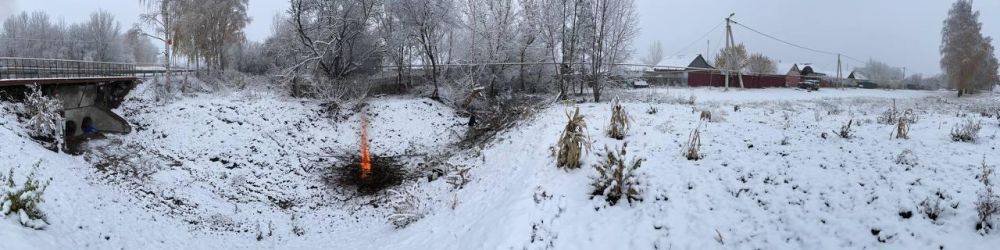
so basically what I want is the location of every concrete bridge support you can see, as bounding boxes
[46,81,136,137]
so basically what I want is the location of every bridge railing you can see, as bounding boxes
[0,57,136,80]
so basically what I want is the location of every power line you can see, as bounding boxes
[730,20,866,64]
[670,21,724,57]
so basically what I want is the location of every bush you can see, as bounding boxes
[557,107,591,169]
[1,162,50,229]
[835,119,854,139]
[606,98,630,140]
[895,150,919,170]
[386,186,426,228]
[976,159,999,233]
[951,119,981,142]
[684,125,703,161]
[591,144,644,206]
[18,85,64,151]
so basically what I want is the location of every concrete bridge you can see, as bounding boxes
[0,57,181,140]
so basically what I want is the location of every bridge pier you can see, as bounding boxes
[51,82,136,137]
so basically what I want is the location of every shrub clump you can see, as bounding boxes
[1,162,50,230]
[951,119,981,142]
[606,98,630,140]
[556,107,591,169]
[590,143,644,206]
[976,159,999,233]
[17,85,64,151]
[835,119,854,139]
[877,101,918,125]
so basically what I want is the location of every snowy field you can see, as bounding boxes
[2,84,999,249]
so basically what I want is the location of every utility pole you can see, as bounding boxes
[724,13,733,90]
[837,54,842,89]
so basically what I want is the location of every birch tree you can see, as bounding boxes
[139,0,179,94]
[941,0,991,97]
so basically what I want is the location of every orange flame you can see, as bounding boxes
[360,114,372,180]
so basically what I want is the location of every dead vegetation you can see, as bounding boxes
[556,107,591,169]
[976,159,999,233]
[326,155,408,195]
[606,98,630,140]
[950,119,981,142]
[836,119,854,139]
[683,125,703,161]
[877,100,919,125]
[460,96,547,147]
[591,143,644,206]
[387,186,426,228]
[893,118,910,139]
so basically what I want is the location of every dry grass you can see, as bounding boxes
[894,118,910,140]
[684,125,703,161]
[590,143,644,206]
[606,98,630,140]
[836,119,854,139]
[556,107,591,169]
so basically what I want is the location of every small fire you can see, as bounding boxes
[359,114,372,180]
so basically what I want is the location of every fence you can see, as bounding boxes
[0,57,138,80]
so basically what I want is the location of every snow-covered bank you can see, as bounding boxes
[2,85,999,249]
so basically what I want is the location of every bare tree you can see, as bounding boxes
[84,10,124,62]
[172,0,249,71]
[642,40,663,66]
[398,0,456,100]
[123,27,159,64]
[584,0,638,102]
[746,52,776,75]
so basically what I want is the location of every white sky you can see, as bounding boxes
[5,0,1000,75]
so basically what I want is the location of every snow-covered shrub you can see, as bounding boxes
[877,101,918,125]
[386,186,426,228]
[1,162,50,229]
[646,105,658,115]
[18,85,64,151]
[976,159,999,233]
[835,119,854,139]
[951,119,981,142]
[919,197,945,223]
[590,144,644,206]
[606,97,630,140]
[683,125,703,161]
[556,107,590,169]
[895,150,919,169]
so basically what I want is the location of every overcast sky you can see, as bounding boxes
[3,0,999,75]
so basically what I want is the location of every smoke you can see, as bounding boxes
[0,0,15,20]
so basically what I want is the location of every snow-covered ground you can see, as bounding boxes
[2,84,999,249]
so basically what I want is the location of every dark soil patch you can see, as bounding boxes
[325,155,408,195]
